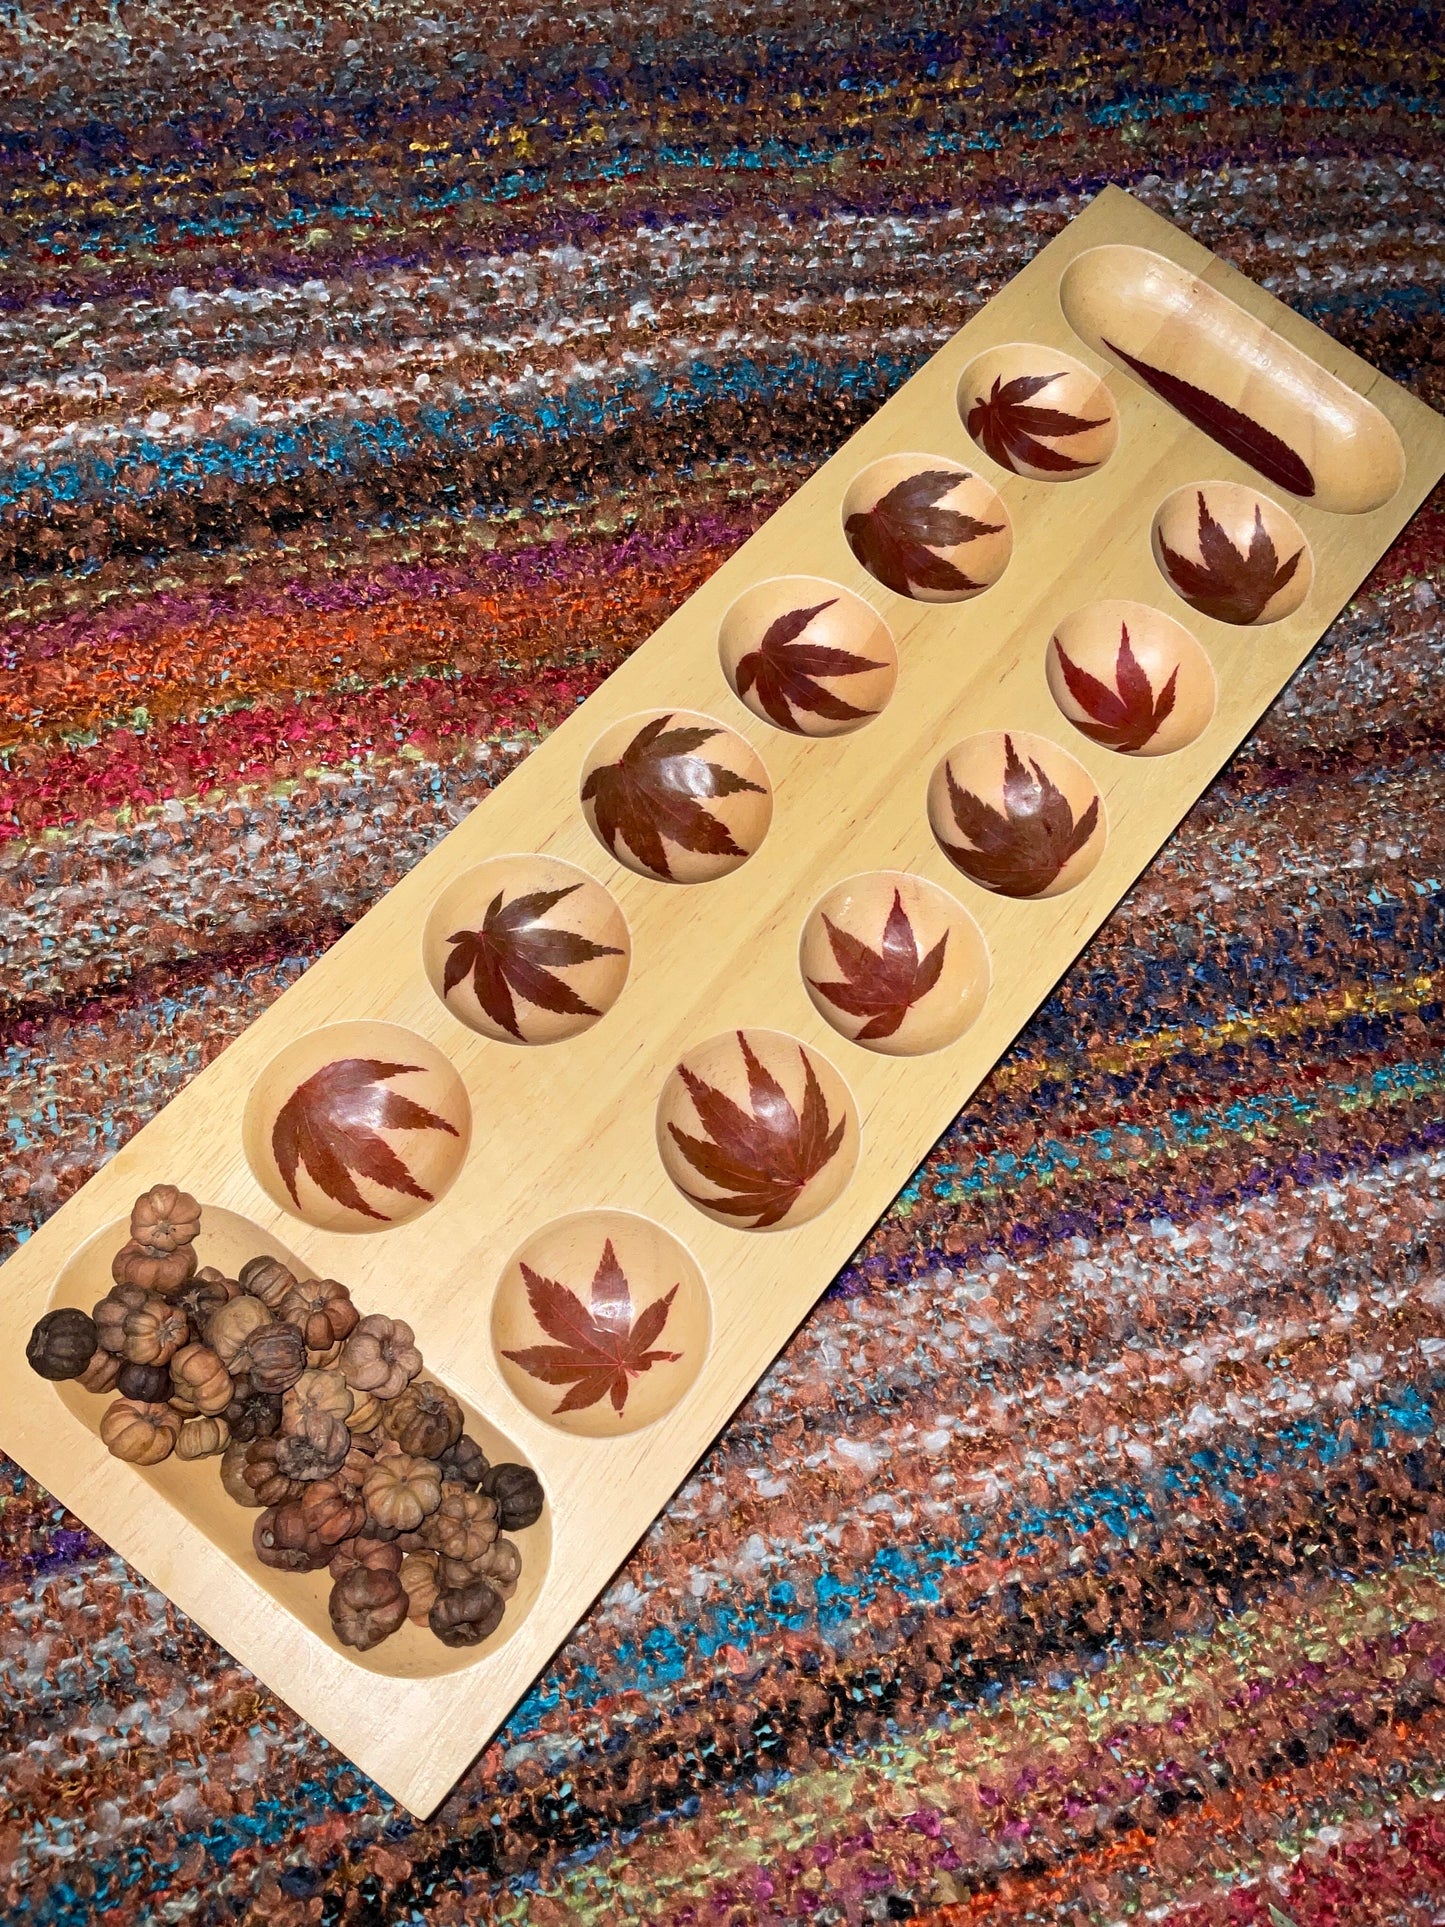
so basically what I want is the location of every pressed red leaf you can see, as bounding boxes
[581,714,765,878]
[1158,491,1303,624]
[938,735,1100,897]
[844,468,1003,598]
[271,1059,460,1222]
[735,597,886,733]
[1103,338,1315,498]
[808,890,949,1040]
[1052,622,1178,752]
[501,1240,681,1415]
[668,1032,847,1227]
[443,882,623,1038]
[966,372,1108,475]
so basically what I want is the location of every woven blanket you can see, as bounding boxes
[4,2,1445,1920]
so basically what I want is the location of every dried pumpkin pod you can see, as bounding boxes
[174,1268,236,1333]
[423,1485,498,1566]
[78,1348,121,1396]
[238,1256,298,1311]
[278,1275,359,1352]
[329,1565,408,1652]
[300,1478,367,1546]
[222,1377,282,1443]
[176,1413,230,1460]
[398,1550,441,1624]
[327,1535,402,1583]
[117,1295,188,1367]
[437,1433,490,1490]
[26,1307,98,1381]
[220,1439,263,1506]
[333,1442,375,1498]
[429,1579,504,1648]
[382,1379,462,1460]
[362,1442,442,1534]
[93,1284,158,1357]
[169,1343,233,1416]
[281,1368,353,1432]
[206,1294,272,1369]
[253,1500,329,1572]
[346,1388,385,1435]
[484,1462,546,1532]
[339,1313,422,1401]
[99,1399,181,1466]
[241,1435,305,1506]
[246,1320,307,1396]
[307,1338,346,1371]
[473,1536,522,1601]
[110,1239,197,1294]
[275,1409,350,1483]
[116,1360,172,1403]
[129,1184,201,1254]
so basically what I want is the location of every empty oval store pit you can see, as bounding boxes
[1059,244,1405,514]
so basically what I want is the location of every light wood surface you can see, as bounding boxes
[2,186,1442,1817]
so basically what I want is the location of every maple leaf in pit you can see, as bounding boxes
[735,597,887,733]
[809,889,949,1041]
[272,1059,460,1222]
[844,468,1003,598]
[966,372,1109,475]
[501,1240,681,1415]
[668,1032,847,1228]
[938,735,1100,897]
[443,883,622,1038]
[1158,491,1303,624]
[581,714,766,879]
[1052,623,1178,753]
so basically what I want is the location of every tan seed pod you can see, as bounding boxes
[99,1399,181,1466]
[423,1485,499,1566]
[346,1388,385,1434]
[220,1439,263,1506]
[175,1413,230,1460]
[206,1294,272,1369]
[77,1348,121,1396]
[474,1536,522,1601]
[282,1368,354,1432]
[398,1550,441,1624]
[362,1443,442,1534]
[129,1184,201,1254]
[110,1239,197,1294]
[241,1435,305,1506]
[169,1343,233,1415]
[339,1313,423,1401]
[116,1297,188,1367]
[279,1275,360,1352]
[238,1256,299,1311]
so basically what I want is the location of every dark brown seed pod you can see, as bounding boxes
[223,1378,283,1443]
[238,1256,298,1310]
[116,1360,172,1402]
[26,1307,98,1381]
[329,1566,409,1651]
[110,1239,197,1294]
[327,1535,403,1583]
[274,1409,350,1483]
[253,1500,329,1572]
[129,1184,201,1254]
[437,1433,490,1490]
[429,1580,504,1648]
[484,1462,545,1532]
[174,1268,236,1333]
[300,1479,367,1546]
[245,1321,307,1396]
[382,1379,463,1459]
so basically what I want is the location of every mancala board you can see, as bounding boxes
[2,185,1443,1818]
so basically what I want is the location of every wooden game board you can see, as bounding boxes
[3,186,1442,1816]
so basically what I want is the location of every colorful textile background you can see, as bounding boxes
[3,2,1445,1921]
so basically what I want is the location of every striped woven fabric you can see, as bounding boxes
[3,1,1445,1920]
